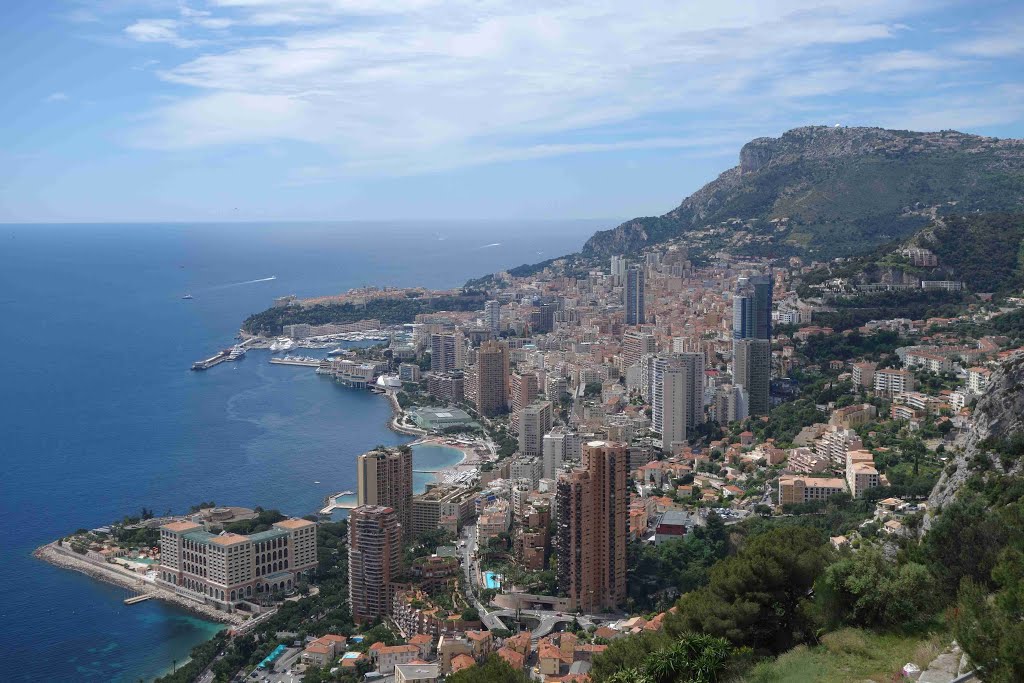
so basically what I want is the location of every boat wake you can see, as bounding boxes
[208,276,277,290]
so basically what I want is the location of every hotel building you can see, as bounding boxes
[157,518,317,610]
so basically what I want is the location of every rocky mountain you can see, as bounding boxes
[924,352,1024,531]
[582,126,1024,260]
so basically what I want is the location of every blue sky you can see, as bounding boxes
[2,0,1023,223]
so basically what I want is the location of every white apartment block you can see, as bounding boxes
[967,367,991,395]
[158,518,317,610]
[814,427,863,468]
[874,368,916,395]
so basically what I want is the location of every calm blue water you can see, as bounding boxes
[0,220,601,682]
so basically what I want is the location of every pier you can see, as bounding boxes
[191,338,257,370]
[269,357,322,367]
[320,492,359,515]
[124,593,156,605]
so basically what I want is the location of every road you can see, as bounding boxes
[457,524,617,638]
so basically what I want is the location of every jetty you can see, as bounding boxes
[269,357,322,367]
[320,493,359,515]
[124,593,156,605]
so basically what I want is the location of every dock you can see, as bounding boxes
[124,593,156,605]
[320,492,359,515]
[269,357,322,367]
[192,350,230,371]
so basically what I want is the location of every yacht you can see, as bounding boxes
[181,294,194,300]
[228,345,246,360]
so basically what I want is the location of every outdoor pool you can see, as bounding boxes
[484,571,502,589]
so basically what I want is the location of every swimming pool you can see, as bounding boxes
[483,571,501,589]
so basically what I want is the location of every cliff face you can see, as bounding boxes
[582,125,1024,259]
[924,353,1024,530]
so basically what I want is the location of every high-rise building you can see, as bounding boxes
[474,340,510,416]
[610,255,627,286]
[714,384,748,424]
[484,300,501,333]
[733,338,771,416]
[356,447,413,531]
[624,266,645,325]
[511,372,540,414]
[157,518,318,609]
[348,505,402,624]
[518,401,553,458]
[556,440,627,612]
[430,332,465,373]
[732,274,773,340]
[649,353,704,449]
[621,332,656,370]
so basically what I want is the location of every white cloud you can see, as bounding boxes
[45,92,70,102]
[125,18,202,47]
[116,0,1024,173]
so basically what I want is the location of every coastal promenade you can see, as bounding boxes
[34,542,245,626]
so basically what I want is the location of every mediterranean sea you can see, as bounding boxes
[0,220,603,682]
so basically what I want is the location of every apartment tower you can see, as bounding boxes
[556,440,627,612]
[348,505,402,624]
[474,340,510,416]
[356,447,413,531]
[624,266,645,325]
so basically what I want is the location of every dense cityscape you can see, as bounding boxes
[39,231,1024,682]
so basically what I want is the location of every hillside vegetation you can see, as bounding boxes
[582,126,1024,260]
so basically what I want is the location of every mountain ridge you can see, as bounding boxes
[580,125,1024,260]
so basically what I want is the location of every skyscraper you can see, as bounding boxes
[734,338,771,416]
[474,340,510,416]
[556,440,627,612]
[518,400,553,458]
[356,447,413,531]
[348,505,402,624]
[732,274,773,340]
[430,331,465,373]
[484,300,501,333]
[650,353,704,450]
[732,273,773,417]
[624,266,645,325]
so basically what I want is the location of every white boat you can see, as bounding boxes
[228,345,246,360]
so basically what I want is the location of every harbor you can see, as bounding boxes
[268,356,322,367]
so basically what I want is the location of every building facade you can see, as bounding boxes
[157,517,317,610]
[556,441,628,612]
[624,266,645,325]
[349,505,402,624]
[474,340,510,416]
[357,447,413,531]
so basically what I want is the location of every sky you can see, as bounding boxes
[1,0,1023,223]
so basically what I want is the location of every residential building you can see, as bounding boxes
[732,274,773,340]
[357,447,413,531]
[398,363,421,383]
[967,367,991,394]
[556,441,628,612]
[348,505,402,624]
[830,403,878,428]
[621,332,656,370]
[874,368,917,395]
[484,300,501,333]
[518,400,553,459]
[474,340,510,416]
[850,361,876,388]
[511,372,540,413]
[395,664,441,683]
[778,476,847,506]
[427,372,464,403]
[846,450,880,498]
[815,426,864,468]
[625,266,645,325]
[410,485,478,537]
[301,634,347,668]
[734,338,771,416]
[157,518,318,609]
[430,332,466,373]
[374,644,419,674]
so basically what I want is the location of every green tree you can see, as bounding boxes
[815,547,937,628]
[665,527,831,654]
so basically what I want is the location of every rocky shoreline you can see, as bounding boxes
[33,542,243,625]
